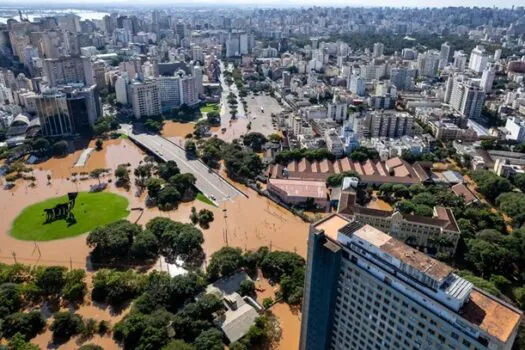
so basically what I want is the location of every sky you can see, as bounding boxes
[1,0,523,7]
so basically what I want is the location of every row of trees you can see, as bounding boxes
[87,217,205,267]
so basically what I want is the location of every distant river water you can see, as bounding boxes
[0,9,109,23]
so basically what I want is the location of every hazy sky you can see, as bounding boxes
[3,0,524,7]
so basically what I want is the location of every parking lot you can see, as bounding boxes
[244,93,284,136]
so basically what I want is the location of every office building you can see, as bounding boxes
[92,60,107,89]
[42,56,94,88]
[300,215,522,350]
[130,80,161,119]
[445,75,485,119]
[469,45,489,74]
[35,84,101,136]
[115,73,129,105]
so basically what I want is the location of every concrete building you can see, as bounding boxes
[35,85,101,136]
[92,60,107,89]
[372,42,384,58]
[481,65,496,93]
[42,56,94,88]
[445,75,485,119]
[362,110,414,138]
[325,130,345,156]
[115,73,129,105]
[390,67,415,91]
[453,51,468,72]
[505,116,525,142]
[469,45,489,74]
[439,42,451,69]
[300,216,522,350]
[348,73,365,96]
[417,50,440,78]
[130,80,161,119]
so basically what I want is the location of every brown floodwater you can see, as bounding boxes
[162,121,196,138]
[1,138,308,349]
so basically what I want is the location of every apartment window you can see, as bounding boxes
[462,340,471,347]
[451,332,459,340]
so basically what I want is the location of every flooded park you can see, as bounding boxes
[0,137,307,349]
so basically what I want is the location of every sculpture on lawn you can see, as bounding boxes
[44,192,78,223]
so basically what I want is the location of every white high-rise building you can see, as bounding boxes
[115,73,129,105]
[417,50,440,78]
[469,45,489,74]
[192,46,204,63]
[445,74,486,119]
[130,80,161,119]
[348,74,365,96]
[505,116,525,142]
[193,65,203,96]
[439,42,451,69]
[372,42,384,58]
[453,51,468,72]
[481,65,496,93]
[239,33,248,55]
[494,49,502,61]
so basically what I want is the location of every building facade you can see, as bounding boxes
[300,216,522,350]
[130,80,161,119]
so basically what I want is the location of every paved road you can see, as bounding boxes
[123,127,241,203]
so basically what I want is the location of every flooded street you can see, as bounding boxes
[1,138,307,349]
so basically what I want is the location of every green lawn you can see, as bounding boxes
[196,193,217,207]
[10,192,130,241]
[200,103,219,113]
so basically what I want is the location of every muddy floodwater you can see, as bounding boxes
[0,138,307,349]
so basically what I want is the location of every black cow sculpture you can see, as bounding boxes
[44,192,78,223]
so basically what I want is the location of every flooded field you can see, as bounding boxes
[162,121,196,138]
[1,138,308,349]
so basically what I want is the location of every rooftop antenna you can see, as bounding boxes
[18,10,23,22]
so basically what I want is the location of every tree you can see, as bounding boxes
[411,192,437,207]
[263,297,273,309]
[87,220,142,260]
[207,247,245,280]
[0,283,22,317]
[194,328,224,350]
[379,183,393,196]
[414,204,433,217]
[197,209,214,228]
[158,161,180,181]
[397,200,416,214]
[326,171,360,187]
[50,311,84,342]
[470,170,513,202]
[243,132,267,152]
[90,168,106,184]
[35,266,67,297]
[144,119,163,134]
[185,140,197,158]
[146,178,164,199]
[115,165,130,187]
[130,230,159,260]
[52,140,69,157]
[392,184,409,198]
[157,185,182,210]
[162,340,196,350]
[92,269,147,306]
[78,345,104,350]
[512,173,525,192]
[2,311,46,340]
[206,111,221,126]
[4,333,40,350]
[169,173,196,197]
[95,139,103,151]
[239,280,255,296]
[62,269,87,304]
[32,138,50,156]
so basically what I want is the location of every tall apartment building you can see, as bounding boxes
[453,51,468,72]
[43,56,94,88]
[130,80,161,119]
[362,110,414,138]
[481,65,496,93]
[372,42,384,58]
[417,50,440,78]
[348,73,365,96]
[115,73,129,105]
[439,42,451,69]
[505,116,525,142]
[300,215,522,350]
[390,67,415,91]
[92,60,107,89]
[469,45,489,74]
[445,75,485,119]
